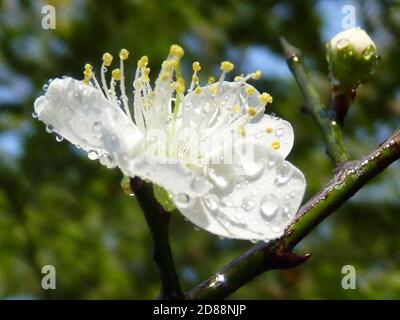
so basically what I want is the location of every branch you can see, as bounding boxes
[186,129,400,299]
[280,38,349,165]
[130,177,184,300]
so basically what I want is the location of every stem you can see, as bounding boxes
[280,38,349,165]
[187,129,400,300]
[331,86,356,127]
[130,177,184,300]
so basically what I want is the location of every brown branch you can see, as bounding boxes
[130,177,184,300]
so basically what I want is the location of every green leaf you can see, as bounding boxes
[153,184,176,212]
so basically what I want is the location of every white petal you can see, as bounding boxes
[34,77,212,198]
[34,77,142,157]
[174,143,306,241]
[178,81,293,159]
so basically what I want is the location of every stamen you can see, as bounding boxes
[119,49,132,119]
[188,61,201,93]
[208,76,216,84]
[169,44,185,59]
[252,70,262,80]
[259,92,273,104]
[247,107,257,116]
[245,87,256,95]
[102,52,113,67]
[83,63,93,84]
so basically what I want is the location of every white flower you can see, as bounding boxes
[34,45,306,242]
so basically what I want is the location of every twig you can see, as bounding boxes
[130,177,184,300]
[280,37,350,165]
[186,129,400,299]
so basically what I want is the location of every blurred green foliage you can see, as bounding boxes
[0,0,399,299]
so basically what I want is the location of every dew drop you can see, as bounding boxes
[275,127,284,137]
[260,196,278,221]
[32,111,39,118]
[207,168,230,191]
[243,160,264,180]
[88,150,99,160]
[42,84,48,91]
[274,163,292,186]
[46,124,54,133]
[92,121,102,134]
[175,193,191,207]
[55,134,64,142]
[255,132,263,138]
[242,197,255,211]
[203,194,219,212]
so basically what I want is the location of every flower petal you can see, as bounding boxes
[174,143,306,241]
[178,81,293,159]
[34,77,212,198]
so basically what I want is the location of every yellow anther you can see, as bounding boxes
[245,87,256,95]
[259,92,273,104]
[192,61,201,72]
[208,76,216,84]
[192,75,199,83]
[233,104,241,113]
[234,76,244,82]
[143,67,151,81]
[238,125,246,136]
[119,48,129,60]
[170,44,185,58]
[83,63,93,84]
[102,52,113,67]
[266,127,273,134]
[112,68,121,81]
[164,60,178,70]
[138,55,149,68]
[252,70,262,80]
[209,86,219,95]
[161,72,170,81]
[194,87,203,94]
[247,107,257,116]
[220,61,234,73]
[271,140,281,150]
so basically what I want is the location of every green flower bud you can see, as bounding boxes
[326,27,380,89]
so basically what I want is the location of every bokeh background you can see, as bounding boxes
[0,0,399,299]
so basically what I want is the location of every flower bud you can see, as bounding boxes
[326,28,380,89]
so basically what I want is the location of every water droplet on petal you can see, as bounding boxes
[243,160,264,180]
[92,122,102,134]
[207,168,231,192]
[32,111,39,118]
[203,194,219,212]
[46,124,54,133]
[88,150,99,160]
[175,193,192,207]
[241,197,255,211]
[260,195,278,221]
[42,84,48,91]
[55,134,64,142]
[274,163,293,186]
[275,127,284,137]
